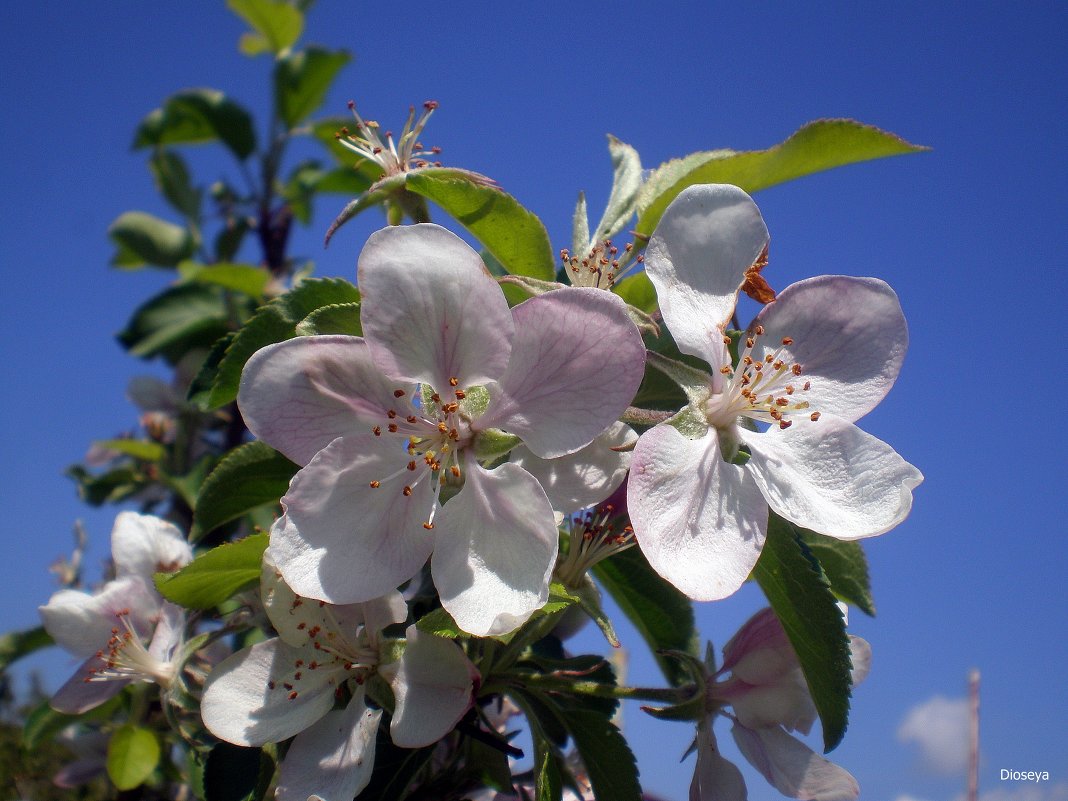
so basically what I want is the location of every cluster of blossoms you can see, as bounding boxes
[39,182,919,800]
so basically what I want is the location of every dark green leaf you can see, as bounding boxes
[357,733,435,801]
[107,725,160,791]
[117,283,231,364]
[228,0,303,56]
[66,464,149,506]
[405,168,555,280]
[294,302,362,336]
[188,332,235,408]
[191,442,297,542]
[155,533,269,609]
[215,218,252,262]
[753,514,853,752]
[0,626,53,672]
[23,695,123,749]
[798,528,875,616]
[533,730,564,801]
[465,736,514,793]
[274,47,351,128]
[150,150,202,219]
[561,709,641,801]
[206,277,360,409]
[109,211,196,268]
[593,545,698,686]
[204,742,274,801]
[635,119,929,236]
[134,89,257,160]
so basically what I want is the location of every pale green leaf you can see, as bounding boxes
[93,438,166,462]
[591,134,642,245]
[228,0,304,55]
[571,191,589,256]
[178,261,271,298]
[107,725,161,791]
[108,211,196,268]
[155,533,269,609]
[274,47,351,128]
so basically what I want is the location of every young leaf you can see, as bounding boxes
[191,441,297,542]
[294,302,362,336]
[0,626,53,672]
[117,283,231,364]
[92,438,166,462]
[108,211,196,268]
[206,277,361,408]
[107,725,161,791]
[592,545,699,686]
[274,47,351,128]
[571,191,590,256]
[404,168,555,281]
[179,261,271,298]
[133,89,257,160]
[228,0,304,56]
[635,119,929,236]
[589,135,642,246]
[150,150,202,220]
[798,528,876,616]
[414,607,465,639]
[753,514,853,752]
[155,533,269,609]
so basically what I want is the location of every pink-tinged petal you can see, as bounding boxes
[748,276,907,423]
[741,416,922,540]
[147,602,184,663]
[384,625,477,747]
[732,724,859,800]
[432,460,558,636]
[646,184,769,372]
[720,608,794,678]
[726,677,818,736]
[358,223,514,390]
[111,512,192,579]
[849,637,872,686]
[511,422,636,513]
[479,288,646,458]
[629,425,767,601]
[277,691,381,801]
[51,655,130,714]
[39,577,159,658]
[690,720,748,801]
[201,639,343,746]
[272,435,436,604]
[239,336,414,466]
[359,591,408,644]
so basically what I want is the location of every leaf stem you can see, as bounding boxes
[513,673,695,704]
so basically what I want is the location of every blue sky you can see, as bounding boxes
[2,2,1067,800]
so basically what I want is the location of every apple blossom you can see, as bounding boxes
[629,183,922,601]
[239,223,645,635]
[38,512,191,713]
[201,554,478,801]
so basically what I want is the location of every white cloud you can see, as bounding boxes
[897,695,971,775]
[973,783,1068,801]
[895,795,935,801]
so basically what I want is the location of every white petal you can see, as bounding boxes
[848,636,872,687]
[432,460,558,636]
[147,602,185,663]
[747,276,908,423]
[479,287,646,458]
[732,724,859,800]
[273,435,436,604]
[730,677,818,736]
[629,425,767,601]
[385,625,477,747]
[511,422,636,513]
[359,592,409,644]
[742,416,922,540]
[200,639,343,746]
[277,691,381,801]
[111,512,192,579]
[50,655,130,714]
[358,223,514,390]
[646,184,769,370]
[239,335,415,466]
[690,720,748,801]
[39,577,159,658]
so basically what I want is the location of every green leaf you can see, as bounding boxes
[205,277,360,408]
[274,47,351,128]
[405,168,555,280]
[310,118,388,180]
[23,695,123,749]
[150,150,202,219]
[107,725,161,791]
[294,302,362,336]
[191,442,297,542]
[753,514,853,752]
[357,735,435,801]
[179,261,270,298]
[561,709,641,801]
[92,438,166,462]
[228,0,304,56]
[798,528,875,616]
[415,607,465,639]
[203,742,274,801]
[0,626,53,672]
[590,134,642,246]
[134,89,257,160]
[635,119,929,236]
[65,465,148,506]
[108,211,196,268]
[215,218,252,262]
[315,166,377,195]
[117,283,231,364]
[593,545,699,686]
[188,332,235,408]
[155,533,269,609]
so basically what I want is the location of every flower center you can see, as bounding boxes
[366,380,474,530]
[554,504,635,587]
[335,100,442,176]
[559,239,643,289]
[86,609,175,688]
[704,325,821,436]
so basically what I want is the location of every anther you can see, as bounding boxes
[449,377,459,387]
[754,325,765,336]
[423,522,435,530]
[407,460,417,471]
[722,336,732,345]
[403,486,413,497]
[406,415,417,424]
[810,412,821,422]
[746,337,755,348]
[393,389,406,398]
[781,336,794,345]
[792,364,803,376]
[388,423,398,433]
[369,481,381,488]
[387,410,397,419]
[372,426,382,436]
[455,389,466,400]
[778,420,793,430]
[720,366,732,375]
[450,465,461,478]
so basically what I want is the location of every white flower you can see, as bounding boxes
[629,184,922,601]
